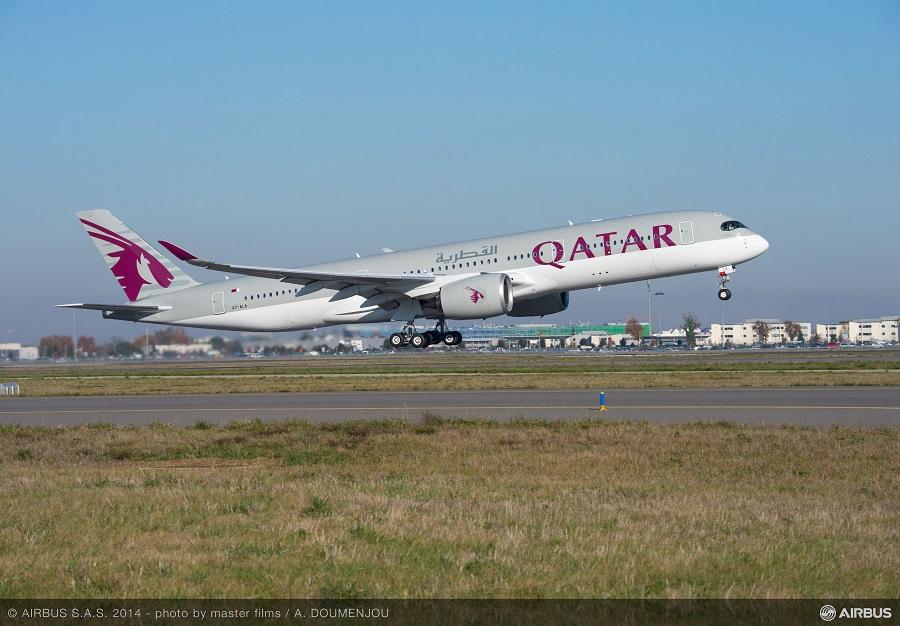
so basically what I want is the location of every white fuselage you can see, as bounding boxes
[134,210,768,332]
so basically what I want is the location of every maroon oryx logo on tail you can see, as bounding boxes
[81,218,174,301]
[466,287,486,303]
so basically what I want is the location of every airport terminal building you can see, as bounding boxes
[708,320,814,347]
[710,317,898,346]
[0,343,38,361]
[816,317,899,344]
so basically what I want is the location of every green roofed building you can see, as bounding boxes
[460,323,651,349]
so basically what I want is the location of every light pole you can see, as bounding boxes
[653,291,665,334]
[72,311,77,363]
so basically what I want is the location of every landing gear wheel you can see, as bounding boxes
[716,265,735,302]
[443,331,463,346]
[423,330,441,344]
[410,333,429,348]
[389,333,407,348]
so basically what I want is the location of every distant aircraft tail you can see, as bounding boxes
[77,209,200,301]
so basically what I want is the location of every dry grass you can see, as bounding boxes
[7,371,900,397]
[3,352,897,396]
[1,419,896,598]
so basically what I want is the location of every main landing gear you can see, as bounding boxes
[717,265,735,301]
[389,319,463,349]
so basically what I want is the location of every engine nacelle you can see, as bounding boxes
[507,292,570,317]
[439,273,513,319]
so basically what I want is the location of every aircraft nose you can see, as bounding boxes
[757,235,770,253]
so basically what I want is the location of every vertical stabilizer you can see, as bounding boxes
[77,209,200,301]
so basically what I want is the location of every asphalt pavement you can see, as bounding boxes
[1,387,898,427]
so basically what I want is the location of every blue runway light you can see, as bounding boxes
[598,391,607,412]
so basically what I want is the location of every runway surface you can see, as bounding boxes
[1,387,898,427]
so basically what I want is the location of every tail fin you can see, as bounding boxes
[77,209,200,301]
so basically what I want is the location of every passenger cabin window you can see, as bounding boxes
[720,220,748,231]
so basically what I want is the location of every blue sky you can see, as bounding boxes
[1,1,898,343]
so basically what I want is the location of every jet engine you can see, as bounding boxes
[438,273,513,319]
[508,292,569,317]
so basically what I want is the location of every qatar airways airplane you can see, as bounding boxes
[59,209,768,348]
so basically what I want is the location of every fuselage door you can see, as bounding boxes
[212,291,225,315]
[678,221,695,245]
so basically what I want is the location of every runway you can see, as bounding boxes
[0,387,898,427]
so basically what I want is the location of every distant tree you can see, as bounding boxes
[809,333,821,346]
[153,327,190,345]
[39,335,73,359]
[518,339,528,349]
[111,339,135,357]
[784,321,795,341]
[796,327,805,344]
[209,336,227,352]
[752,320,770,345]
[497,339,508,349]
[579,337,592,347]
[784,321,802,343]
[131,336,151,354]
[682,313,700,348]
[335,342,352,354]
[227,340,244,355]
[606,337,615,349]
[76,335,96,358]
[625,317,644,344]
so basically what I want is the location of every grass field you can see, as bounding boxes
[1,418,896,598]
[3,351,899,396]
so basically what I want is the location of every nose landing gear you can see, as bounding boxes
[717,265,735,301]
[388,319,463,349]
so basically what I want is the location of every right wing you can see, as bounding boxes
[157,240,436,289]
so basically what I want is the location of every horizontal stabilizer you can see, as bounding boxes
[55,303,172,313]
[157,240,436,288]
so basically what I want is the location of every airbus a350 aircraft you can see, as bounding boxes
[59,210,768,348]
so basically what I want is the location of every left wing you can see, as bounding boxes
[55,303,172,313]
[157,240,436,289]
[55,303,172,320]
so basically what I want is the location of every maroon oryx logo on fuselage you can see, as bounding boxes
[81,218,174,301]
[466,287,486,303]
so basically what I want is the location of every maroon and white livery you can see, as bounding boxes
[59,209,768,348]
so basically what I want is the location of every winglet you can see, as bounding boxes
[157,240,198,262]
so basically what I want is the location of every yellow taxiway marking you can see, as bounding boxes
[0,405,897,414]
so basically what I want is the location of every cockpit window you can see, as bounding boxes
[720,220,747,231]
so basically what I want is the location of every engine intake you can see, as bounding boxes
[508,292,570,317]
[439,273,513,319]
